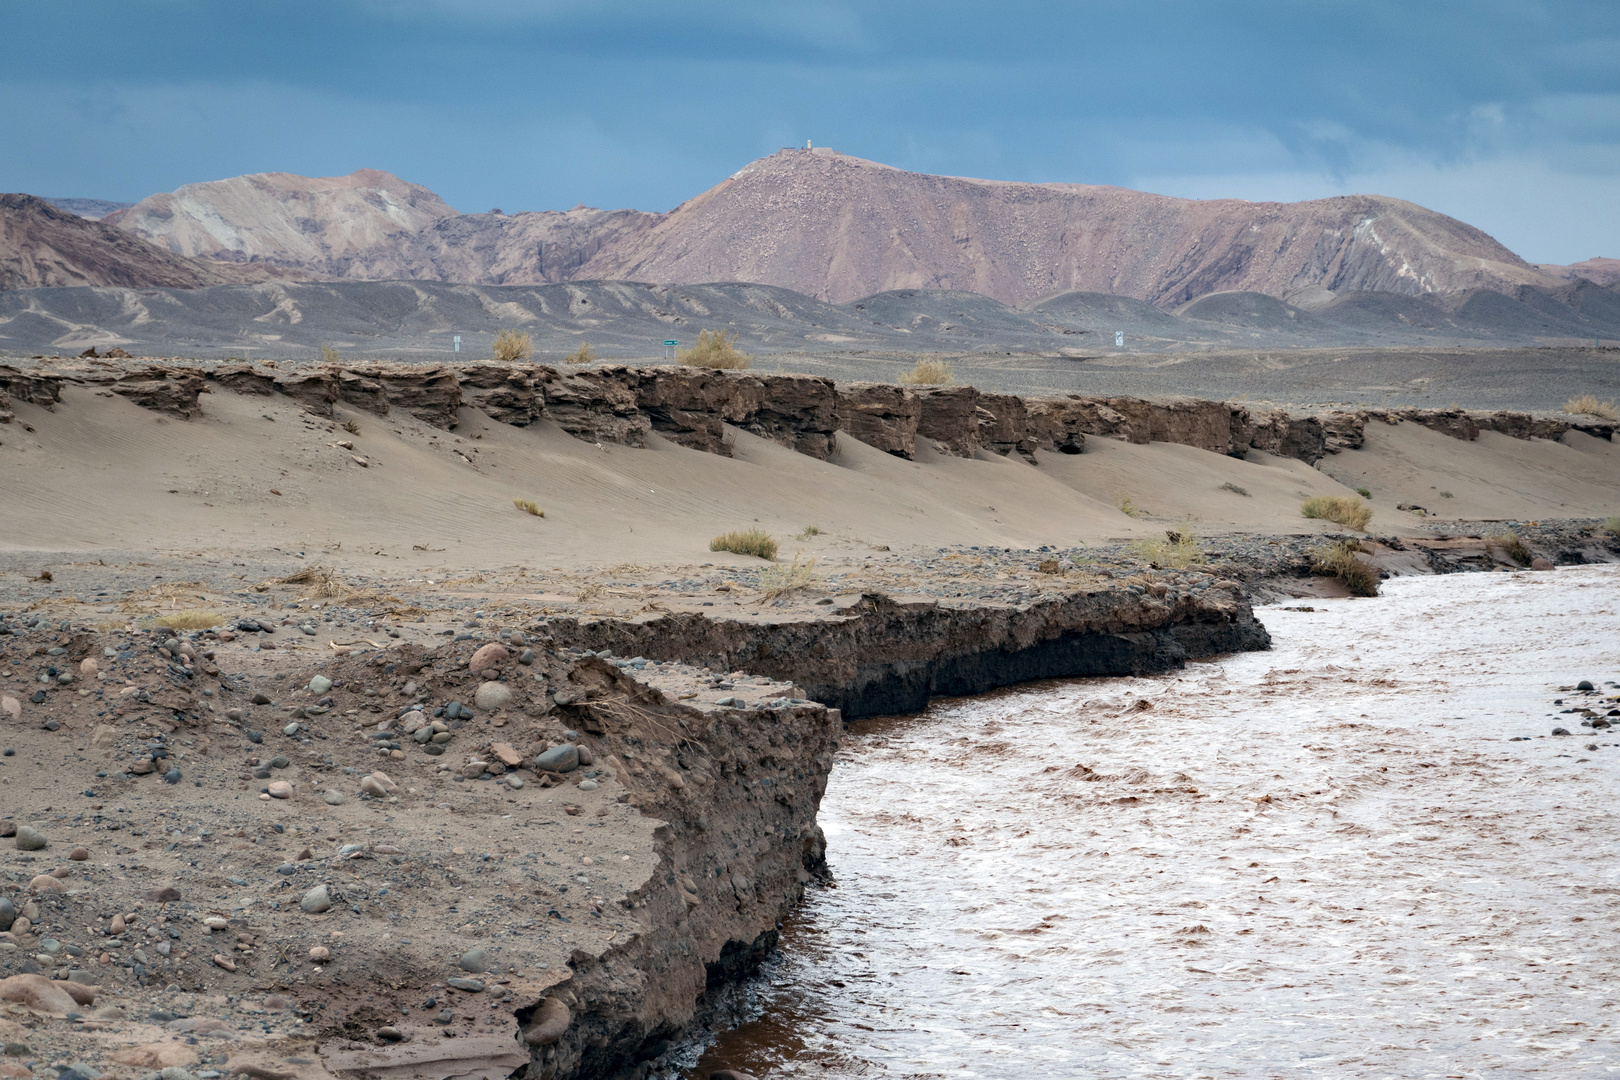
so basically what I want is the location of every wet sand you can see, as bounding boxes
[690,566,1620,1078]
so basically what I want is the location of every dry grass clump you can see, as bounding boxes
[758,554,818,599]
[565,341,596,365]
[146,609,223,630]
[320,344,342,363]
[1301,494,1373,530]
[1310,540,1381,596]
[1605,515,1620,536]
[1564,394,1619,420]
[710,528,778,560]
[795,525,822,540]
[679,329,752,370]
[513,498,545,517]
[342,419,362,436]
[1128,526,1204,569]
[1487,530,1532,566]
[492,328,534,362]
[898,359,955,385]
[1116,495,1143,518]
[1219,482,1250,497]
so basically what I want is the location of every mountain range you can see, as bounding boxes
[33,151,1601,310]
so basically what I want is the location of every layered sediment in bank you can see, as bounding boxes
[2,358,1612,465]
[548,583,1269,718]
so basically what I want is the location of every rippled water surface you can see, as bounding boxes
[687,566,1620,1079]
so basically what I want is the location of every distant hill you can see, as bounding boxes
[1539,257,1620,287]
[3,277,1616,360]
[576,151,1565,306]
[106,168,456,274]
[88,154,1577,314]
[43,197,136,220]
[0,193,230,290]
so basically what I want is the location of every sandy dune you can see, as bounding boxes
[2,385,1616,577]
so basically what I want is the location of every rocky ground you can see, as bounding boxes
[1,516,1616,1080]
[0,584,842,1080]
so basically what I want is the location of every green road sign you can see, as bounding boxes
[664,340,679,347]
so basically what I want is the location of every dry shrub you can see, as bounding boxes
[565,341,596,365]
[1301,494,1373,530]
[343,419,361,436]
[492,329,533,362]
[1487,530,1532,566]
[795,525,822,540]
[1128,526,1203,569]
[1310,540,1380,596]
[1116,495,1143,518]
[320,344,342,363]
[758,554,817,599]
[679,329,752,370]
[1564,394,1619,420]
[898,359,955,385]
[1606,515,1620,537]
[1220,482,1250,497]
[513,498,544,517]
[710,528,778,560]
[146,609,223,630]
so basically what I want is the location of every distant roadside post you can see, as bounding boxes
[664,339,678,362]
[1115,330,1124,348]
[453,334,461,354]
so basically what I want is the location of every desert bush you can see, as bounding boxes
[679,329,752,370]
[1301,494,1373,530]
[1564,394,1619,420]
[796,525,822,540]
[1220,482,1250,497]
[1310,540,1381,596]
[898,359,955,385]
[342,419,361,436]
[320,344,342,363]
[1356,486,1372,499]
[1605,515,1620,536]
[492,329,534,362]
[759,554,817,599]
[1128,526,1203,569]
[513,498,544,517]
[146,609,223,630]
[565,341,596,365]
[1487,530,1532,566]
[1116,495,1143,518]
[710,528,778,560]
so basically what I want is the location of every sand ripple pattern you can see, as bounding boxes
[691,565,1620,1079]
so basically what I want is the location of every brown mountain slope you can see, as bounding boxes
[332,205,660,284]
[1538,257,1620,287]
[0,193,230,290]
[106,168,456,273]
[578,150,1563,306]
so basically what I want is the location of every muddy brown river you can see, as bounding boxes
[682,565,1620,1079]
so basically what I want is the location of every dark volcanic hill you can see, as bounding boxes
[0,193,231,290]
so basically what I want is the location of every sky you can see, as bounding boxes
[3,1,1617,265]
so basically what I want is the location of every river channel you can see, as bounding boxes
[684,565,1620,1079]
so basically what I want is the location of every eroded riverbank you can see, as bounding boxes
[688,565,1620,1079]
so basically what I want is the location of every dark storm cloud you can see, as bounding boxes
[2,1,1617,261]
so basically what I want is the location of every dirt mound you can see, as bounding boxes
[0,193,231,290]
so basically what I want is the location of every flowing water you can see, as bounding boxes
[686,565,1620,1079]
